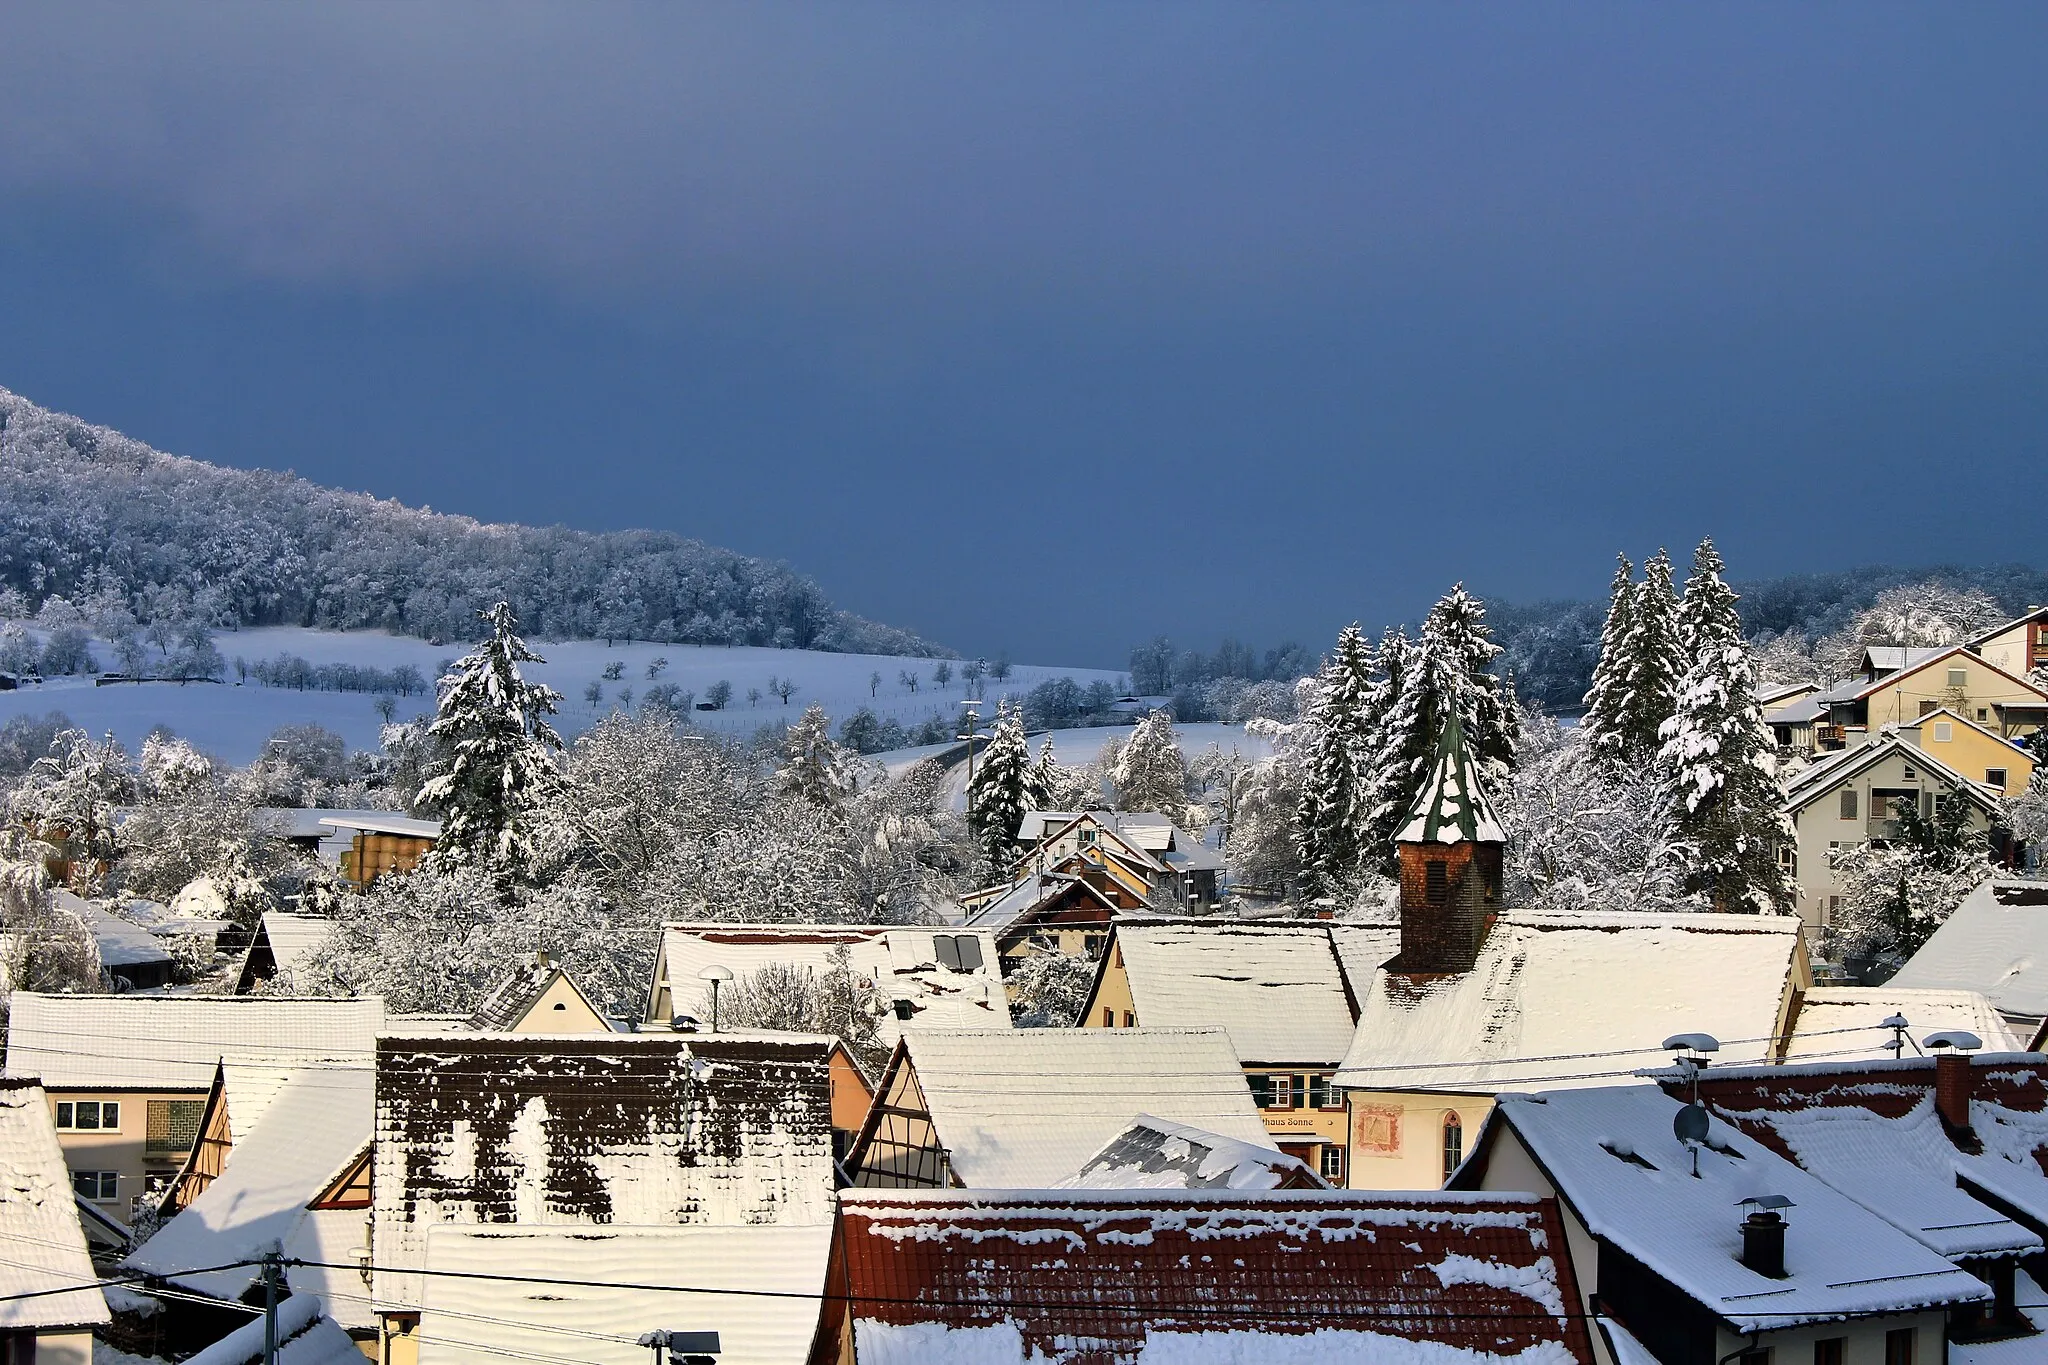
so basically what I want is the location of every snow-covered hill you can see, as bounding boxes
[0,625,1124,762]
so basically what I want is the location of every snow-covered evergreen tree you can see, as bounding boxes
[416,602,564,879]
[1360,627,1429,858]
[1112,709,1189,815]
[1292,626,1377,890]
[1580,554,1636,763]
[967,700,1031,874]
[1426,585,1516,779]
[1657,540,1793,913]
[1025,737,1084,810]
[777,703,861,809]
[1611,549,1685,763]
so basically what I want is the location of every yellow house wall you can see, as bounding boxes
[1342,1089,1494,1191]
[508,975,608,1033]
[1787,748,1996,933]
[44,1088,204,1220]
[1903,717,2034,796]
[28,1330,96,1365]
[1862,654,2044,734]
[1973,623,2037,678]
[1080,948,1137,1029]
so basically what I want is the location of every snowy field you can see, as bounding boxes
[875,723,1276,813]
[0,624,1124,763]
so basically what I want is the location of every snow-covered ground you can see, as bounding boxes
[873,722,1275,814]
[0,624,1124,763]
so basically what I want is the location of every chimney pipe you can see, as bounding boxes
[1740,1211,1787,1279]
[1935,1051,1974,1135]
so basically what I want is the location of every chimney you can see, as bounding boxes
[1393,711,1504,974]
[1935,1051,1974,1134]
[1740,1210,1788,1279]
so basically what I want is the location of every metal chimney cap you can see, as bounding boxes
[1924,1031,1983,1052]
[667,1013,702,1033]
[1736,1194,1795,1211]
[1663,1033,1721,1053]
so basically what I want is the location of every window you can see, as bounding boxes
[71,1170,117,1200]
[1250,1074,1293,1109]
[1122,1010,1135,1028]
[1309,1074,1338,1110]
[54,1101,117,1131]
[1933,722,1953,742]
[145,1099,204,1156]
[1839,790,1858,820]
[1077,828,1096,846]
[1813,1340,1845,1365]
[1424,860,1449,905]
[1918,700,1938,718]
[1777,845,1796,875]
[1884,1327,1915,1365]
[1987,768,2008,793]
[1441,1112,1464,1182]
[1948,666,1968,689]
[1902,764,1917,780]
[1977,708,1989,723]
[1319,1145,1345,1184]
[1102,1007,1115,1028]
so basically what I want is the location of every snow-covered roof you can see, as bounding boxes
[372,1033,836,1309]
[1766,694,1826,726]
[53,890,172,970]
[832,1188,1595,1364]
[1967,607,2048,650]
[1786,987,2022,1062]
[1756,681,1822,707]
[252,911,335,981]
[1056,1115,1323,1190]
[1849,646,2048,703]
[896,1028,1272,1188]
[1336,911,1804,1093]
[416,1223,833,1365]
[3,992,385,1092]
[654,922,1009,1038]
[0,1079,111,1331]
[1110,919,1360,1065]
[125,1066,374,1313]
[1889,881,2048,1020]
[1484,1085,1990,1331]
[182,1293,360,1365]
[316,812,441,839]
[1780,734,2002,816]
[467,954,603,1031]
[1860,645,1947,677]
[963,873,1117,936]
[1715,1092,2040,1261]
[1397,711,1505,845]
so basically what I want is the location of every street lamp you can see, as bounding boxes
[696,964,734,1032]
[957,700,983,821]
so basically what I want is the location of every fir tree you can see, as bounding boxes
[1292,625,1377,890]
[1580,553,1636,763]
[1425,584,1516,779]
[1360,627,1431,858]
[1025,737,1077,810]
[416,602,564,879]
[1657,541,1792,912]
[777,703,860,809]
[1615,549,1685,763]
[967,700,1031,875]
[1112,709,1190,815]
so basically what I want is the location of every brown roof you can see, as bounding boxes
[819,1189,1595,1363]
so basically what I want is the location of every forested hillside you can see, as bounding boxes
[0,387,943,655]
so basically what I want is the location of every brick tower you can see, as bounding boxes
[1391,709,1505,975]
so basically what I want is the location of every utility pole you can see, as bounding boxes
[958,700,982,823]
[261,1249,282,1365]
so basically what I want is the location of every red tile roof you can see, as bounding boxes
[820,1189,1595,1364]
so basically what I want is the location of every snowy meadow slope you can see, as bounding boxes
[0,624,1124,763]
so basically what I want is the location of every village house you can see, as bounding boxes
[1778,734,2008,936]
[1816,645,2048,751]
[52,889,175,991]
[1079,916,1396,1185]
[1897,707,2037,797]
[1331,712,1809,1190]
[0,1078,111,1365]
[963,871,1129,966]
[1453,1083,1996,1365]
[841,1027,1273,1189]
[1782,986,2022,1060]
[1678,1047,2048,1346]
[1890,880,2048,1038]
[370,1029,837,1365]
[645,922,1008,1040]
[232,909,334,993]
[1,992,384,1226]
[812,1189,1595,1364]
[984,809,1225,911]
[1967,606,2048,683]
[465,951,611,1032]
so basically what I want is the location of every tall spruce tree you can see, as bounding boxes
[1361,627,1432,858]
[1581,554,1636,763]
[416,602,564,878]
[1658,539,1793,912]
[967,700,1031,875]
[1292,625,1378,890]
[1425,585,1516,779]
[1615,549,1685,762]
[777,703,860,809]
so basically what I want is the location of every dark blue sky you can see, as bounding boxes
[1,4,2043,665]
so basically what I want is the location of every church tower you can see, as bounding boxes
[1391,708,1505,975]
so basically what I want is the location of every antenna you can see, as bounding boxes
[1883,1013,1909,1059]
[1663,1033,1719,1107]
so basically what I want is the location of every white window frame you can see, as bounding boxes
[1933,722,1953,742]
[54,1101,118,1132]
[1319,1145,1345,1184]
[1987,768,2008,792]
[71,1170,118,1200]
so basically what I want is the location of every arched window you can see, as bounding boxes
[1441,1111,1464,1183]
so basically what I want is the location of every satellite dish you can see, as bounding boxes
[1673,1103,1711,1145]
[1663,1033,1721,1054]
[1924,1031,1983,1052]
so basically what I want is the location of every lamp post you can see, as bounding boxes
[957,700,983,822]
[696,964,734,1032]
